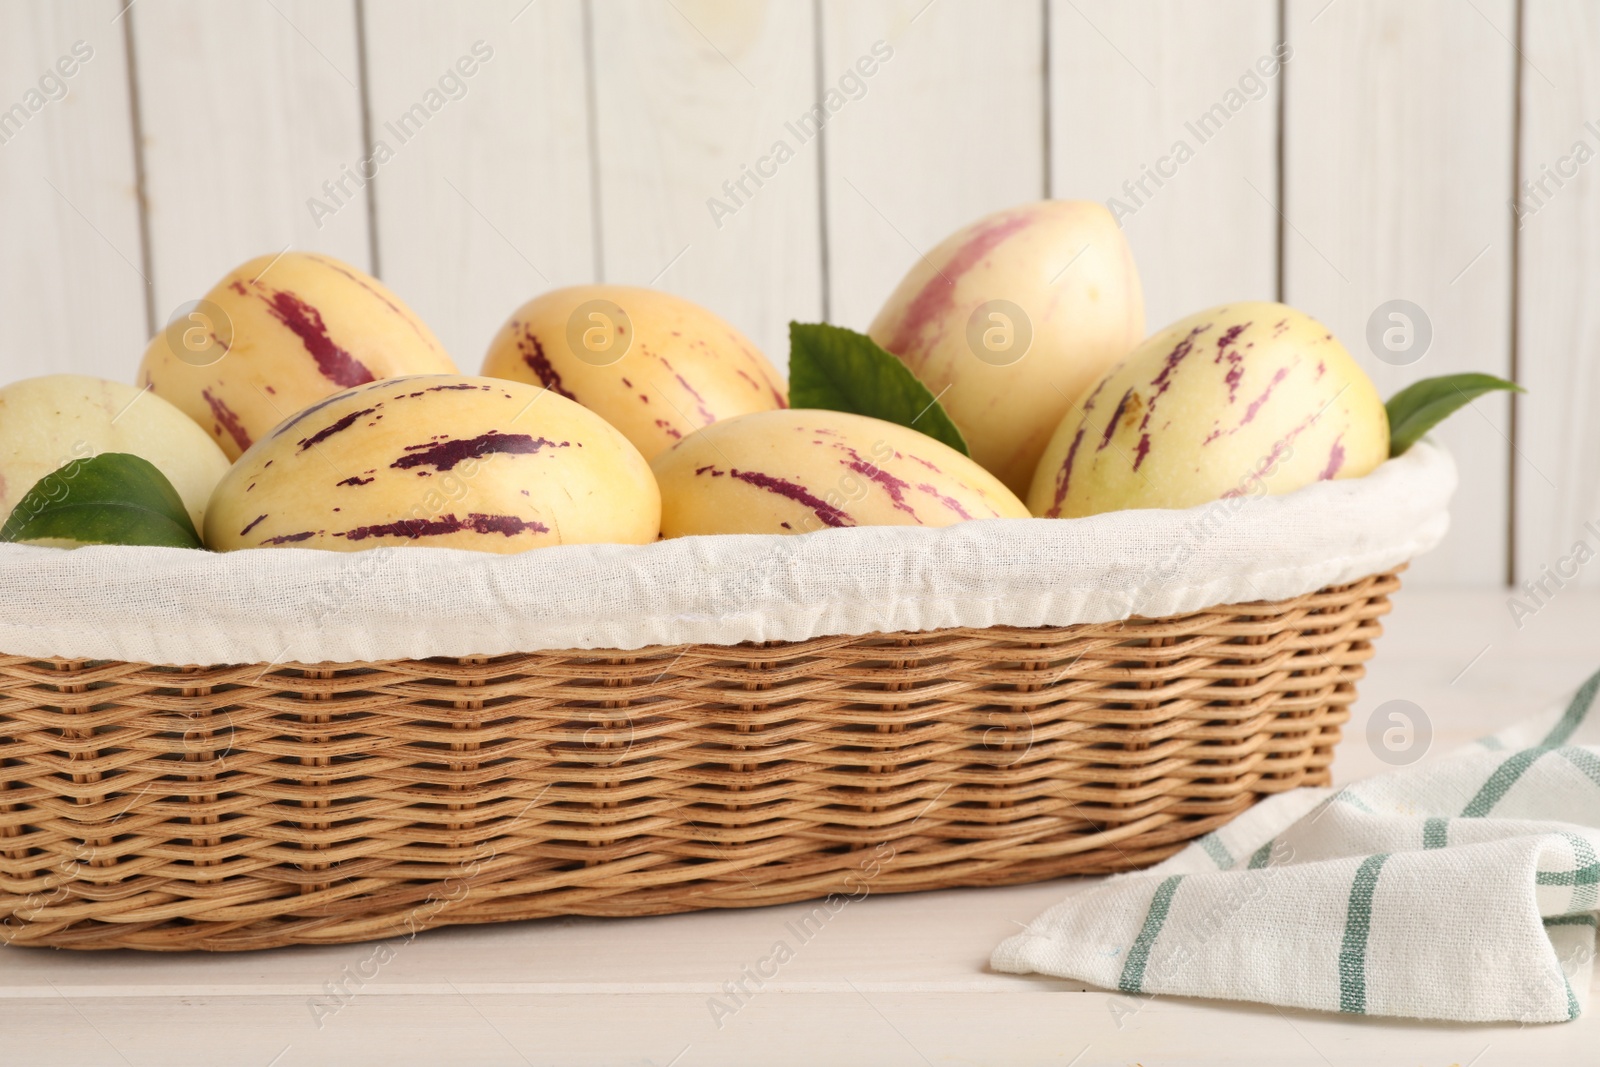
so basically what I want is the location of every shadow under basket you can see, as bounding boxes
[0,569,1400,951]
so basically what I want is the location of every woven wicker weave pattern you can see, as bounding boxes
[0,570,1398,951]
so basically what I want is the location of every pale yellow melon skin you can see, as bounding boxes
[651,408,1029,538]
[480,285,787,461]
[138,252,457,460]
[867,200,1144,496]
[1027,301,1390,518]
[205,374,660,553]
[0,374,230,530]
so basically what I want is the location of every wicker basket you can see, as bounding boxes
[0,569,1398,951]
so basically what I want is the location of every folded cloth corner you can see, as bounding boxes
[992,668,1600,1024]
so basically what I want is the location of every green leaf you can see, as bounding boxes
[788,321,969,455]
[0,452,204,549]
[1385,373,1525,456]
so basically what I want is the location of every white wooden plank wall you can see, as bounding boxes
[0,0,1589,590]
[0,0,147,377]
[1517,0,1600,588]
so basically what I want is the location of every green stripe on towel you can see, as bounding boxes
[1556,746,1600,791]
[1462,748,1552,817]
[1336,790,1376,814]
[1338,854,1391,1014]
[1543,914,1600,928]
[1544,667,1600,746]
[1543,834,1600,911]
[1534,865,1600,886]
[1200,835,1234,870]
[1118,875,1185,994]
[1247,841,1276,869]
[1423,818,1448,849]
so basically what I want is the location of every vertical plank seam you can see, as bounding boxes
[1274,0,1288,304]
[1040,0,1052,199]
[1506,0,1526,587]
[582,0,606,283]
[353,0,381,278]
[812,0,832,323]
[120,2,156,340]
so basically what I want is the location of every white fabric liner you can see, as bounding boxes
[0,442,1455,668]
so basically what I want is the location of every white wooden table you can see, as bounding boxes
[3,588,1596,1066]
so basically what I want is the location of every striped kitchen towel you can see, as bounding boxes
[991,668,1600,1023]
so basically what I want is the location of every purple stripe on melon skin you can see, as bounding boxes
[270,385,385,440]
[518,332,576,400]
[262,530,315,545]
[305,254,441,353]
[1223,360,1245,402]
[1133,432,1152,470]
[1099,387,1135,451]
[239,514,267,536]
[201,388,253,452]
[336,512,549,543]
[404,383,486,397]
[262,290,376,388]
[915,483,975,521]
[1045,372,1116,516]
[298,407,375,452]
[392,432,568,473]
[228,280,248,297]
[674,374,717,422]
[884,210,1035,361]
[1218,409,1324,498]
[733,365,786,408]
[1215,323,1249,351]
[1213,322,1250,403]
[674,374,708,406]
[1239,366,1291,426]
[847,460,919,520]
[1221,441,1292,499]
[702,466,854,527]
[1320,436,1346,480]
[337,475,374,486]
[1047,425,1088,516]
[1137,324,1211,432]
